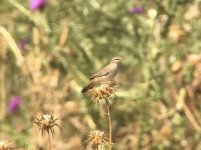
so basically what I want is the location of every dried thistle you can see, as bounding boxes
[86,82,116,150]
[34,113,60,136]
[0,141,14,150]
[84,131,108,150]
[87,82,118,105]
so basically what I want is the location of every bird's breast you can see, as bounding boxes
[107,63,118,79]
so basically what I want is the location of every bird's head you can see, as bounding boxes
[110,56,125,63]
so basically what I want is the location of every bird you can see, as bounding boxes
[81,56,125,93]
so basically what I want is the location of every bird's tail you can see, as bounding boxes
[81,80,96,93]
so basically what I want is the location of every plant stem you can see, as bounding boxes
[0,41,6,121]
[48,132,51,150]
[105,99,112,150]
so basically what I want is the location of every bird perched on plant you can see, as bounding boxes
[81,56,125,93]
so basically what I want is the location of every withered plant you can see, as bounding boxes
[34,113,60,150]
[84,82,118,150]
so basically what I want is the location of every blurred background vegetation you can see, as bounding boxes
[0,0,201,149]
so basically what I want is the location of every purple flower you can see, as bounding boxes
[8,96,21,113]
[17,38,29,50]
[129,7,144,14]
[29,0,47,11]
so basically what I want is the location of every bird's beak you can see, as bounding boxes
[121,57,126,60]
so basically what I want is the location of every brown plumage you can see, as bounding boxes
[81,56,125,93]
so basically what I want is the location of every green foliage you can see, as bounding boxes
[0,0,201,149]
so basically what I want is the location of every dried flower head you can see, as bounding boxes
[87,82,117,105]
[85,131,108,149]
[0,141,14,150]
[34,113,60,136]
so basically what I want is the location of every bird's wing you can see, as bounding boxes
[90,65,111,80]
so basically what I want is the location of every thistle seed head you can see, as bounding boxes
[0,141,14,150]
[87,82,117,105]
[34,113,60,136]
[85,131,108,149]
